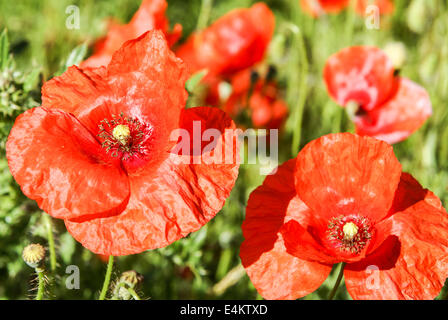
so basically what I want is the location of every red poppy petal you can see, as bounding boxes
[65,107,239,255]
[241,159,332,300]
[280,220,340,264]
[81,0,181,69]
[355,78,432,144]
[41,66,108,116]
[106,31,188,130]
[345,188,448,299]
[295,133,402,223]
[6,107,130,220]
[323,46,396,110]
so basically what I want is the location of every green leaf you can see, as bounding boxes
[23,68,41,92]
[185,69,208,93]
[0,29,10,71]
[56,43,88,75]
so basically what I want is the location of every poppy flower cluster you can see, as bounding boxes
[300,0,394,17]
[81,0,181,69]
[241,133,448,300]
[6,30,239,256]
[176,3,287,129]
[323,46,432,144]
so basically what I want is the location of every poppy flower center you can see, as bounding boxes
[327,215,372,254]
[97,112,150,161]
[342,222,358,240]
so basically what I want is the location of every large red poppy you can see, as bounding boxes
[323,46,431,144]
[81,0,182,69]
[300,0,394,17]
[7,31,239,256]
[241,133,448,300]
[176,3,275,78]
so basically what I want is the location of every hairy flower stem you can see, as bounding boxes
[36,270,45,300]
[44,214,57,272]
[328,263,346,300]
[127,287,141,300]
[196,0,213,31]
[287,1,309,156]
[99,256,114,300]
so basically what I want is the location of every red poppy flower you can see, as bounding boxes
[223,68,288,129]
[300,0,394,17]
[176,3,275,78]
[7,31,239,256]
[80,0,182,69]
[300,0,350,17]
[323,46,431,144]
[356,0,394,15]
[241,133,448,300]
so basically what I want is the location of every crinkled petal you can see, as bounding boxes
[106,31,188,131]
[295,133,402,223]
[65,107,239,255]
[280,220,340,264]
[81,0,181,68]
[41,66,108,116]
[323,46,396,110]
[241,159,332,300]
[345,175,448,299]
[6,107,130,220]
[355,78,432,144]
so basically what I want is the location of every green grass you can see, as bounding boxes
[0,0,447,299]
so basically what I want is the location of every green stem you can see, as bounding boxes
[99,255,114,300]
[127,288,141,300]
[345,0,356,45]
[290,25,308,156]
[36,270,45,300]
[44,214,57,272]
[328,263,346,300]
[196,0,213,31]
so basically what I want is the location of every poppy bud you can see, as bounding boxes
[114,270,144,300]
[119,270,144,288]
[22,243,46,269]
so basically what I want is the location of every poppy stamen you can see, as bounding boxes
[327,215,372,254]
[97,113,149,160]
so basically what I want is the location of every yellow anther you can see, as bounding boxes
[112,125,131,145]
[342,222,358,241]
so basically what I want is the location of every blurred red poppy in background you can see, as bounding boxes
[355,0,394,15]
[176,3,287,129]
[300,0,349,16]
[81,0,181,69]
[300,0,394,17]
[323,46,431,144]
[240,133,448,300]
[7,31,239,256]
[176,3,274,78]
[223,68,288,129]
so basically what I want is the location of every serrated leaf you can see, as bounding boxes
[185,69,208,93]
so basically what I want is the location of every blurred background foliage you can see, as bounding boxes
[0,0,447,299]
